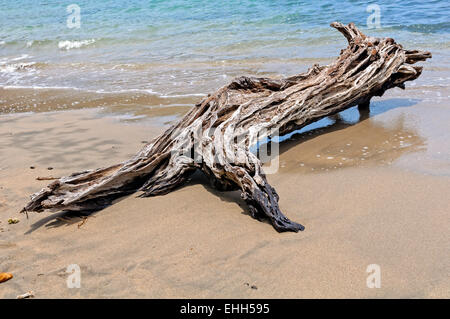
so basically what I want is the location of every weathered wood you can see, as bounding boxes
[22,22,431,232]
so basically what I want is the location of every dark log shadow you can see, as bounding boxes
[24,210,92,234]
[267,98,420,158]
[197,97,424,220]
[25,97,423,232]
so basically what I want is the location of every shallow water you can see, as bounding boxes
[0,0,449,107]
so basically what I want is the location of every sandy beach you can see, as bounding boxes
[1,86,449,298]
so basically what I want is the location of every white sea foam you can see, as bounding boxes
[94,88,158,95]
[0,62,36,74]
[159,93,206,98]
[58,39,96,50]
[1,85,79,90]
[94,88,204,98]
[9,54,31,62]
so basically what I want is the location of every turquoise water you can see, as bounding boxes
[0,0,449,98]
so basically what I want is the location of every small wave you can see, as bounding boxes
[58,39,96,50]
[94,88,158,95]
[389,22,450,34]
[0,85,205,98]
[159,93,206,98]
[6,54,31,62]
[0,85,80,90]
[0,62,36,74]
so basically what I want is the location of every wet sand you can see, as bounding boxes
[0,89,449,298]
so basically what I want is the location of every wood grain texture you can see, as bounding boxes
[22,22,431,232]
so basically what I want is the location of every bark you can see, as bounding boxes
[22,22,431,232]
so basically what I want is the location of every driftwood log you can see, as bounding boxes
[22,22,431,232]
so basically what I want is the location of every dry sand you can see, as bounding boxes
[0,90,449,298]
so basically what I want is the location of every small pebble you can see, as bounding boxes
[8,218,19,224]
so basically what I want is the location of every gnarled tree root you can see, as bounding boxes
[21,22,431,232]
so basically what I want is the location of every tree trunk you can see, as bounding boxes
[22,22,431,232]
